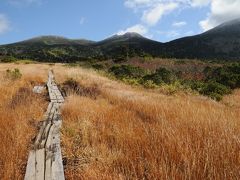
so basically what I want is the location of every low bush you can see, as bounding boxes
[91,63,105,70]
[109,64,147,79]
[207,64,240,89]
[61,78,101,99]
[142,80,158,89]
[0,56,17,63]
[143,67,176,85]
[5,68,22,80]
[113,56,127,63]
[200,81,231,101]
[108,64,238,101]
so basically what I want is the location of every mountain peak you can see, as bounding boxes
[27,35,69,41]
[121,32,143,38]
[17,35,95,45]
[219,18,240,27]
[204,18,240,35]
[101,32,144,43]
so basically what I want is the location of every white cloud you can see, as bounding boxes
[172,21,187,27]
[122,0,240,40]
[124,0,209,9]
[124,0,152,9]
[141,2,178,26]
[80,17,85,25]
[0,14,10,34]
[117,24,148,35]
[200,0,240,31]
[191,0,210,7]
[124,0,187,27]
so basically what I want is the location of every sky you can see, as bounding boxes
[0,0,240,45]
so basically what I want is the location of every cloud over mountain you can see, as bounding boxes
[200,0,240,31]
[0,14,10,34]
[117,24,148,36]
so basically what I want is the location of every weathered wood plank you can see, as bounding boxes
[24,150,36,180]
[45,102,54,118]
[45,125,54,149]
[40,123,52,148]
[45,150,53,180]
[34,121,47,148]
[25,70,65,180]
[52,131,64,180]
[35,149,45,180]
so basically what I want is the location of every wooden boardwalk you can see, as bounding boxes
[25,71,65,180]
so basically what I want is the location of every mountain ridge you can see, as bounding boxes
[1,18,240,61]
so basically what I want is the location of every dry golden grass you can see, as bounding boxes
[0,63,239,179]
[0,63,48,179]
[57,67,240,179]
[223,89,240,109]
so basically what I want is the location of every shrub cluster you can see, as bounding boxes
[185,80,231,101]
[207,64,240,89]
[109,65,176,88]
[143,68,176,85]
[109,65,148,79]
[0,56,17,63]
[108,63,240,101]
[5,68,22,80]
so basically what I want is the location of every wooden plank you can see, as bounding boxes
[24,150,36,180]
[45,124,55,149]
[40,123,52,148]
[45,150,53,180]
[41,106,57,148]
[35,102,54,148]
[34,121,47,148]
[35,149,45,180]
[45,102,54,118]
[51,132,65,180]
[25,70,65,180]
[48,103,57,121]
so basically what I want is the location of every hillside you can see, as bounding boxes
[0,63,239,179]
[0,18,240,61]
[165,18,240,60]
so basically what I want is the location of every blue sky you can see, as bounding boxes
[0,0,240,45]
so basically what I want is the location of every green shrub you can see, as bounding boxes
[208,93,223,101]
[0,56,17,63]
[109,65,147,79]
[122,78,140,86]
[208,64,240,89]
[6,68,22,80]
[184,80,205,92]
[143,67,176,85]
[201,81,231,96]
[142,80,158,89]
[18,59,36,64]
[181,80,231,101]
[199,81,231,101]
[113,56,127,63]
[92,63,105,70]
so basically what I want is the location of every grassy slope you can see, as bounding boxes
[51,66,240,179]
[0,64,48,179]
[0,63,239,179]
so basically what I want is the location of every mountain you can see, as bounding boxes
[16,36,95,45]
[0,18,240,62]
[164,18,240,60]
[94,32,163,59]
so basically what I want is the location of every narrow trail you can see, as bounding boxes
[25,71,65,180]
